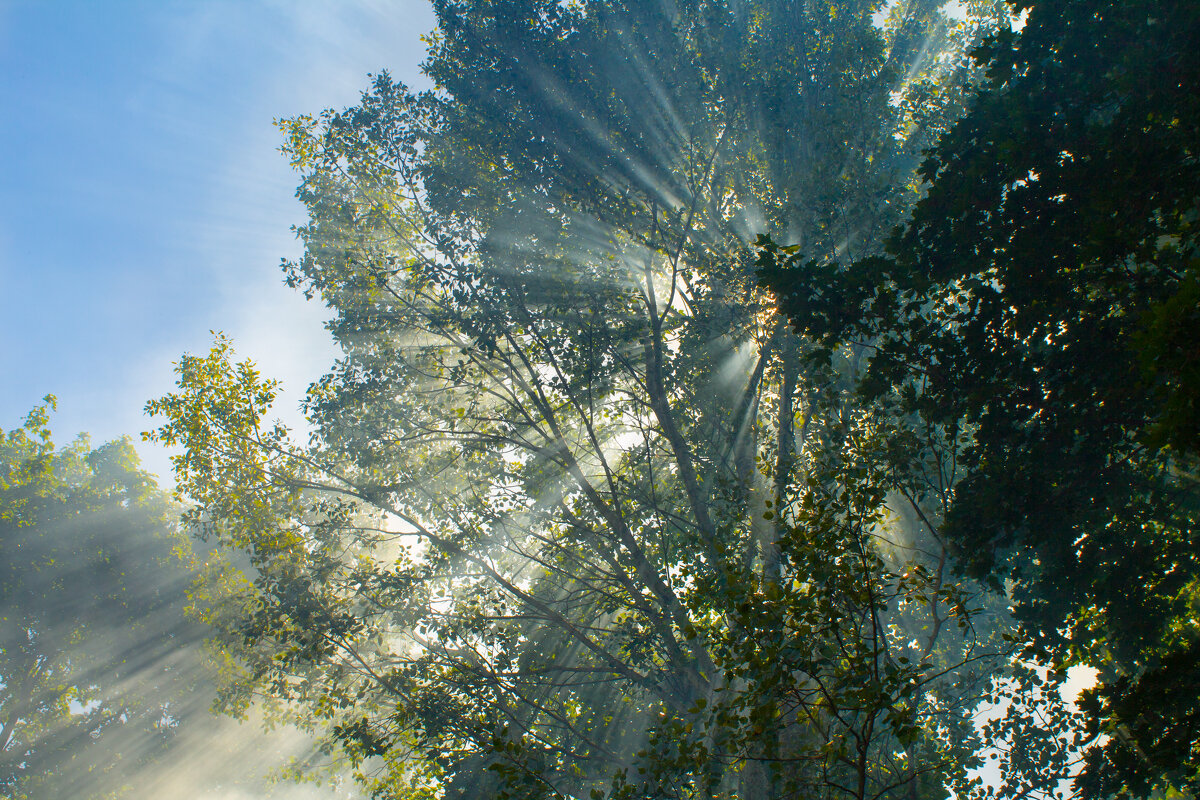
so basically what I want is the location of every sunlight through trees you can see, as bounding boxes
[114,0,1200,798]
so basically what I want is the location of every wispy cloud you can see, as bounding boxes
[0,1,434,486]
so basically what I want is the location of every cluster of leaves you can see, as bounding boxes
[0,399,205,799]
[760,0,1200,794]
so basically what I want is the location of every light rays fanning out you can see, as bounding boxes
[142,1,1080,799]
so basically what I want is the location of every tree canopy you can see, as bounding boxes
[136,0,1200,797]
[146,1,1038,798]
[760,0,1200,795]
[0,399,204,799]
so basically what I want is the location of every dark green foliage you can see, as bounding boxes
[761,0,1200,794]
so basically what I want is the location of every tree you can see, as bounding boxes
[760,0,1200,795]
[148,1,1021,797]
[0,399,204,799]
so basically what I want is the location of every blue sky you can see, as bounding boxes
[0,0,434,482]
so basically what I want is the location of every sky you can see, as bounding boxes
[0,0,435,483]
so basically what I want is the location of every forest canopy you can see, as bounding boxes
[142,1,1199,798]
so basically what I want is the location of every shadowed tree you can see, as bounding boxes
[761,0,1200,795]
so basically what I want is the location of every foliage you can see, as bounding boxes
[0,398,204,799]
[143,1,1046,798]
[760,0,1200,795]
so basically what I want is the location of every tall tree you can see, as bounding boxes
[761,0,1200,795]
[149,1,1019,797]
